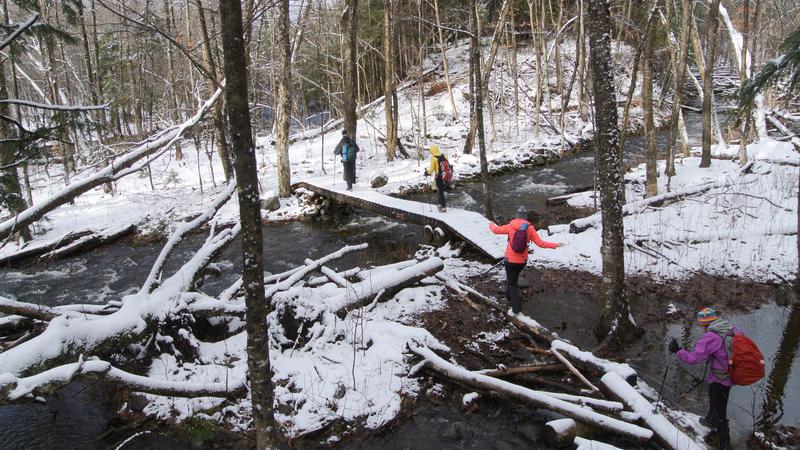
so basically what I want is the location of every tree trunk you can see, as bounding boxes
[383,0,397,160]
[587,0,638,345]
[433,0,457,118]
[164,0,183,161]
[341,0,358,135]
[665,0,693,177]
[275,0,292,196]
[643,9,657,198]
[737,0,751,166]
[471,0,493,221]
[0,65,31,241]
[219,1,275,448]
[197,0,234,181]
[700,0,721,168]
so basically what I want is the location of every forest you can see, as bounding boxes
[0,0,799,449]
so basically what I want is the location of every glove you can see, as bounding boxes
[668,338,680,354]
[423,169,429,176]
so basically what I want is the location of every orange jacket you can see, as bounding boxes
[489,218,558,263]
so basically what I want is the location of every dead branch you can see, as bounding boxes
[0,296,57,321]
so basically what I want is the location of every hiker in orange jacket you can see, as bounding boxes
[489,206,563,314]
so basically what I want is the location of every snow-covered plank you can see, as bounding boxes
[295,178,507,259]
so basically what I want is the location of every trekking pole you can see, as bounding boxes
[653,360,670,412]
[479,259,504,276]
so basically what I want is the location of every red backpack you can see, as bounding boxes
[437,155,453,184]
[727,334,765,386]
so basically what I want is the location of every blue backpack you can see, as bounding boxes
[341,143,353,162]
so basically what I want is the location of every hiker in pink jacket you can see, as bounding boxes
[669,308,739,450]
[489,206,562,314]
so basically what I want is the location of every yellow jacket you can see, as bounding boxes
[426,146,445,177]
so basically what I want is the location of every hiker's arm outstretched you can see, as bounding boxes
[489,223,509,235]
[528,227,558,249]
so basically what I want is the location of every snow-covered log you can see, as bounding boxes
[38,224,136,262]
[570,181,720,233]
[551,348,600,394]
[0,358,245,404]
[0,87,223,241]
[0,224,239,376]
[410,345,653,442]
[142,180,237,293]
[267,243,369,298]
[574,436,623,450]
[544,418,596,447]
[477,363,564,377]
[436,272,561,344]
[551,340,638,385]
[600,372,704,450]
[0,296,57,321]
[327,257,444,314]
[0,230,93,266]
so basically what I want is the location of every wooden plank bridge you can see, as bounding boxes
[293,178,506,260]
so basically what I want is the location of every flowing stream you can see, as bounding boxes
[0,112,797,449]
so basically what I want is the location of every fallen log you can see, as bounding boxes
[0,357,245,404]
[410,345,653,442]
[0,295,57,321]
[0,229,93,266]
[574,436,623,450]
[551,340,638,385]
[551,348,600,394]
[327,257,444,315]
[478,363,564,377]
[38,224,137,262]
[600,372,704,450]
[546,185,594,206]
[544,418,597,448]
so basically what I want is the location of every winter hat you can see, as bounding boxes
[697,308,719,324]
[516,206,527,219]
[430,144,439,153]
[342,129,348,136]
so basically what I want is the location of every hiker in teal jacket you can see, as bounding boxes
[334,129,359,190]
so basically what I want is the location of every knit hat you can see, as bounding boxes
[516,206,527,219]
[697,308,718,324]
[430,144,439,153]
[342,129,348,135]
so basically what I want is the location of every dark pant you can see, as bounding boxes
[504,260,526,313]
[343,162,356,189]
[435,176,446,208]
[707,382,731,449]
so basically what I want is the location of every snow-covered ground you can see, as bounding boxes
[532,140,797,283]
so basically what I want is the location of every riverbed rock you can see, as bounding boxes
[260,191,280,211]
[128,393,149,412]
[370,171,388,188]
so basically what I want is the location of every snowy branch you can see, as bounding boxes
[0,99,110,112]
[0,14,38,52]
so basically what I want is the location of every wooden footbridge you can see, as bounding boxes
[293,177,507,260]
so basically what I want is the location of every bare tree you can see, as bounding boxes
[665,0,693,177]
[643,2,657,198]
[219,1,275,448]
[587,0,639,346]
[276,0,292,196]
[700,0,721,168]
[471,0,493,221]
[341,0,358,135]
[383,0,397,160]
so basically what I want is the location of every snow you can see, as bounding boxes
[551,340,637,382]
[462,392,479,406]
[546,418,576,435]
[574,437,623,450]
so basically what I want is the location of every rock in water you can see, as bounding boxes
[260,190,280,211]
[370,171,388,188]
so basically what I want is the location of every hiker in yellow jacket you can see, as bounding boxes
[423,145,451,212]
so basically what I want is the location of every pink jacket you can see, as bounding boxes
[489,219,558,264]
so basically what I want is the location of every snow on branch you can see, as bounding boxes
[0,99,110,112]
[142,180,237,294]
[0,295,57,322]
[0,87,223,241]
[410,344,653,442]
[0,14,38,52]
[0,357,244,404]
